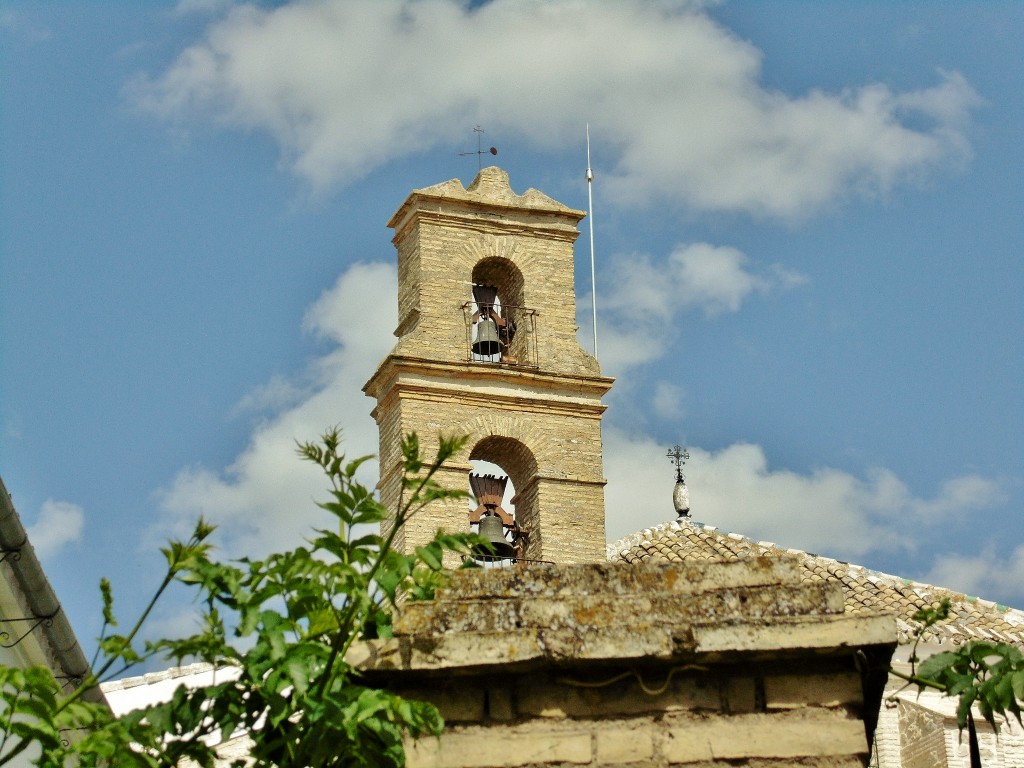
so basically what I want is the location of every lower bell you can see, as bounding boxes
[475,514,516,560]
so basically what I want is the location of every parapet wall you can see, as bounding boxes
[352,558,897,767]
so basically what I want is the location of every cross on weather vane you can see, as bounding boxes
[458,126,498,171]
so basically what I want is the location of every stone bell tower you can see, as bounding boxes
[364,167,613,564]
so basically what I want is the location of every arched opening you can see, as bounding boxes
[468,436,538,565]
[472,257,525,311]
[470,258,531,364]
[467,459,516,568]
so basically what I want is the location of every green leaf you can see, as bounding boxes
[993,671,1015,712]
[911,598,951,628]
[415,543,443,570]
[969,642,999,665]
[100,577,116,627]
[956,688,977,731]
[1012,669,1024,701]
[915,651,959,685]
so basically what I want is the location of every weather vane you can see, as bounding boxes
[667,445,691,518]
[458,126,498,170]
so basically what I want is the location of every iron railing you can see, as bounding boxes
[461,302,539,367]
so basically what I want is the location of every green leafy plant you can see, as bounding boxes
[1,430,481,767]
[890,598,1024,768]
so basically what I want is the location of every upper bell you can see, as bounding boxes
[472,317,501,356]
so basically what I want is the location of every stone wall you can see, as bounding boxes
[352,558,896,767]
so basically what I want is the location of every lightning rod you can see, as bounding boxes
[586,124,599,360]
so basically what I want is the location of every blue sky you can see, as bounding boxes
[2,1,1022,653]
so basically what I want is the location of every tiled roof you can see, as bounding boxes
[608,519,1024,648]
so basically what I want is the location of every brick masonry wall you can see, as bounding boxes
[871,699,902,768]
[398,668,869,767]
[387,169,600,378]
[872,675,1024,767]
[938,704,1023,767]
[366,167,613,564]
[369,364,610,563]
[991,715,1024,766]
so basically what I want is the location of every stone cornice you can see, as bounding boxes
[392,208,583,245]
[349,560,897,677]
[387,166,586,235]
[364,354,614,406]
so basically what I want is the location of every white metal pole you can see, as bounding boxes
[586,124,598,359]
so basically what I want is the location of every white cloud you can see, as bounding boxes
[154,261,397,557]
[651,381,686,421]
[0,7,51,42]
[595,242,803,375]
[923,545,1024,608]
[27,500,85,560]
[173,0,236,17]
[910,475,1007,520]
[230,373,307,418]
[133,0,978,217]
[603,428,1006,571]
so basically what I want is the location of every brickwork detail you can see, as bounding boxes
[871,699,902,768]
[898,699,947,768]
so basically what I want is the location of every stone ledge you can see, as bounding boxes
[691,613,896,657]
[394,583,843,636]
[353,611,894,676]
[352,558,896,677]
[432,559,803,602]
[364,354,614,401]
[350,625,678,674]
[403,709,871,768]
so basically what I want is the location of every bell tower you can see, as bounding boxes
[363,167,613,564]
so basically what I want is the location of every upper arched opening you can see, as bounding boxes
[472,257,525,311]
[469,435,537,493]
[470,258,532,364]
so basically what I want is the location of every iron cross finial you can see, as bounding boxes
[667,444,689,483]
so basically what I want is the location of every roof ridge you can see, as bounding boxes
[100,661,221,692]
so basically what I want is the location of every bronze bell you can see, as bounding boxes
[475,514,516,560]
[472,317,501,356]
